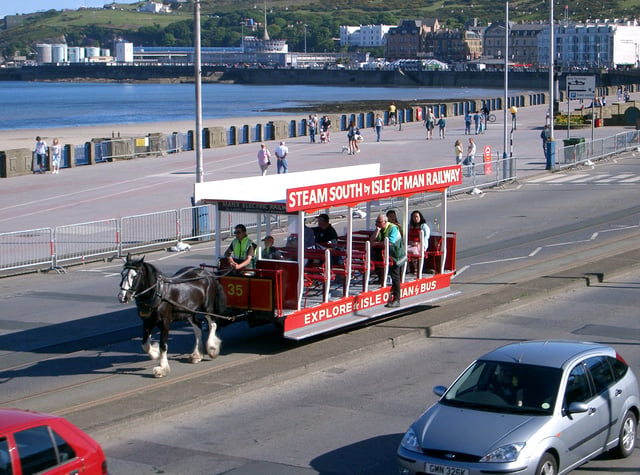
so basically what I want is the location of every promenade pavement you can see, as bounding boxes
[3,95,640,440]
[1,98,634,234]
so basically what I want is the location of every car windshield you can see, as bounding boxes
[441,360,562,415]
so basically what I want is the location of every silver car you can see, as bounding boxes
[397,340,639,475]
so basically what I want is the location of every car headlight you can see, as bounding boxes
[480,443,526,463]
[400,427,422,453]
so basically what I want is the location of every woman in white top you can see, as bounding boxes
[51,138,61,174]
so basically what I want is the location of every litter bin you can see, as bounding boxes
[594,118,602,127]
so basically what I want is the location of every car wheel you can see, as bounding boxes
[535,453,557,475]
[613,410,637,458]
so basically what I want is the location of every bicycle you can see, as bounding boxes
[486,113,497,123]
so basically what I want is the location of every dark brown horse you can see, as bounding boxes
[118,255,226,378]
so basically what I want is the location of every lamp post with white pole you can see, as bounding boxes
[194,0,203,183]
[503,1,510,180]
[546,0,556,170]
[304,24,308,53]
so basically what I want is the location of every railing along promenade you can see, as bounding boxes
[2,92,552,177]
[1,125,638,276]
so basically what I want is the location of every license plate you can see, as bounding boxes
[425,463,468,475]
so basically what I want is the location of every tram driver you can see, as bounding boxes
[313,213,338,248]
[225,224,256,273]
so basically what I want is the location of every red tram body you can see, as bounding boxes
[194,164,460,339]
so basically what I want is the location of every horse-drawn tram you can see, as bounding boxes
[194,163,461,340]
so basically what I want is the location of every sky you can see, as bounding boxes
[0,1,139,18]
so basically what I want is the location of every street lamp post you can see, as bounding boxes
[304,24,308,53]
[194,0,203,183]
[241,20,245,53]
[503,0,509,179]
[547,0,555,170]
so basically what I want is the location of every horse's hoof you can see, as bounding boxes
[153,366,168,378]
[190,353,203,364]
[207,347,220,359]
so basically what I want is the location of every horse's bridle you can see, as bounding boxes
[120,265,156,300]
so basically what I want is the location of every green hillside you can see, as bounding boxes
[1,0,638,59]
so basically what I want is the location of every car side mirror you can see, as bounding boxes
[567,401,589,414]
[433,385,447,397]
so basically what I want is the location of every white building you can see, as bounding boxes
[138,1,171,13]
[539,20,640,69]
[339,25,393,48]
[115,41,134,63]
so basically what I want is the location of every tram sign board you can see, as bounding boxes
[287,165,462,212]
[566,75,596,100]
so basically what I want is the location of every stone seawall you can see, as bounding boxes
[1,64,639,91]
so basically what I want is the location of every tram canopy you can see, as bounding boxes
[193,164,381,213]
[194,163,462,213]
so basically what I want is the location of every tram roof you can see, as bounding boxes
[194,163,381,210]
[194,163,462,213]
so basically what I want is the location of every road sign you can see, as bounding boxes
[566,75,596,100]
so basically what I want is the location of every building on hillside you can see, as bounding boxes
[385,19,439,60]
[423,29,482,63]
[2,14,26,29]
[138,1,171,13]
[539,20,640,69]
[339,25,393,48]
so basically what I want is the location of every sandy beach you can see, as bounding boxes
[0,113,308,151]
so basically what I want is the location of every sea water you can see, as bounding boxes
[0,81,516,131]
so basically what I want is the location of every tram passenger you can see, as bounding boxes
[386,209,403,237]
[224,224,256,273]
[261,235,282,260]
[371,213,406,308]
[313,213,338,248]
[407,210,430,273]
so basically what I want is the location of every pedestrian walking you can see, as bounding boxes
[473,112,481,135]
[375,113,384,142]
[346,120,357,155]
[464,112,472,135]
[465,137,476,177]
[436,114,446,139]
[33,136,47,174]
[274,141,288,174]
[510,105,518,130]
[51,138,61,174]
[257,143,271,175]
[308,114,317,143]
[424,107,435,140]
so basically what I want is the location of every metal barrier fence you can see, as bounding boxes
[1,129,637,276]
[555,130,640,169]
[120,210,179,255]
[0,228,52,272]
[54,219,119,267]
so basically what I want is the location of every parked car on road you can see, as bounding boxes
[397,340,639,475]
[0,407,107,474]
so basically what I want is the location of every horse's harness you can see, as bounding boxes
[122,265,235,321]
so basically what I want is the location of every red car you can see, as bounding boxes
[0,408,107,475]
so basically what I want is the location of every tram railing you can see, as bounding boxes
[1,129,638,276]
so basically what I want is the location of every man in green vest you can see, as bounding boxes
[371,213,406,308]
[224,224,255,273]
